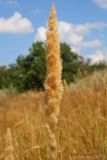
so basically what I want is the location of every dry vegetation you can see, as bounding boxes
[0,71,107,160]
[44,6,63,159]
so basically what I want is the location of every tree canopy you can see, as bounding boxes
[0,41,107,92]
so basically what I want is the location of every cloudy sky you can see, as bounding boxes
[0,0,107,65]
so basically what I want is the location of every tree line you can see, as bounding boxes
[0,41,107,92]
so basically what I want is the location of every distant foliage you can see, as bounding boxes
[0,41,107,91]
[15,42,46,91]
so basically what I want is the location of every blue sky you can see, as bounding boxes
[0,0,107,65]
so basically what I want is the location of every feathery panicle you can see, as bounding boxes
[5,128,14,160]
[45,5,63,159]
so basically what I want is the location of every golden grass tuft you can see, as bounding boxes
[5,128,14,160]
[0,71,107,159]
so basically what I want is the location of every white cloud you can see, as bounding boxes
[58,22,83,46]
[89,52,104,63]
[93,0,107,9]
[82,39,102,48]
[35,27,47,41]
[0,12,34,34]
[87,49,107,63]
[35,21,107,52]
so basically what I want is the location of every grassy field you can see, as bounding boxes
[0,71,107,160]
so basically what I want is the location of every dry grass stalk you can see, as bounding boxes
[5,128,14,160]
[44,5,63,160]
[63,79,68,93]
[24,145,42,153]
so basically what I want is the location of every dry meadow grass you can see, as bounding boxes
[0,71,107,160]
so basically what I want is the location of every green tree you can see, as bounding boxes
[61,43,84,82]
[14,42,46,91]
[0,66,9,88]
[1,41,107,92]
[12,42,86,91]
